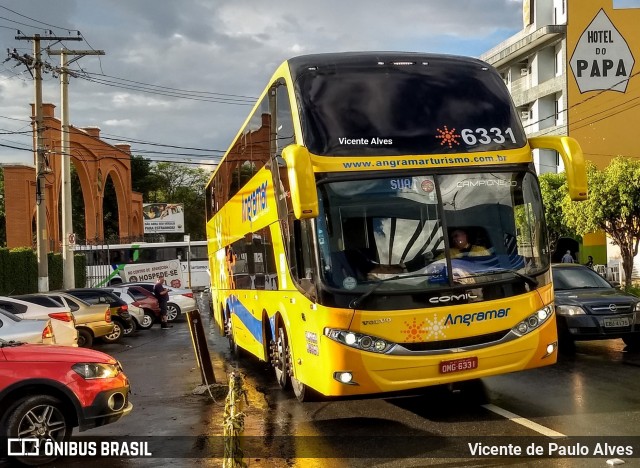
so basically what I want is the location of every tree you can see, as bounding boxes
[149,162,211,240]
[539,172,580,254]
[130,155,162,200]
[563,157,640,288]
[0,167,5,247]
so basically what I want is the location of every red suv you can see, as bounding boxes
[0,339,133,465]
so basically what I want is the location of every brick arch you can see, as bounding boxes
[3,103,143,250]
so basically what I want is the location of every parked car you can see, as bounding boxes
[103,285,160,330]
[0,309,55,345]
[0,296,78,347]
[43,292,114,348]
[65,289,136,342]
[552,263,640,350]
[117,282,197,322]
[0,338,133,465]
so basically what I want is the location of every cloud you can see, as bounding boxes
[0,0,523,165]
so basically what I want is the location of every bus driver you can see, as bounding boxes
[448,228,491,258]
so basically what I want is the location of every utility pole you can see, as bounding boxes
[12,34,83,291]
[47,48,105,289]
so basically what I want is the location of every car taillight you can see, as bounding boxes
[120,304,128,312]
[42,323,54,340]
[49,312,74,322]
[105,310,112,323]
[182,293,193,298]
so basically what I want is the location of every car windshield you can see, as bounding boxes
[552,266,612,290]
[316,171,547,293]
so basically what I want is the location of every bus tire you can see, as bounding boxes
[271,325,290,390]
[292,376,318,402]
[225,313,240,356]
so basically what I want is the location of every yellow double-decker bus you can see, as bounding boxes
[205,52,587,401]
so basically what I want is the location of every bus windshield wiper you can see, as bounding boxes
[457,269,538,287]
[349,272,441,309]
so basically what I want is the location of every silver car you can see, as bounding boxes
[0,309,55,345]
[0,296,78,347]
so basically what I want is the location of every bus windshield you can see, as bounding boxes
[294,56,527,156]
[316,171,547,293]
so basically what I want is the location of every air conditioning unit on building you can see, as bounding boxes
[520,68,529,76]
[521,111,530,120]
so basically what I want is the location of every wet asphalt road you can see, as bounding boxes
[3,301,640,467]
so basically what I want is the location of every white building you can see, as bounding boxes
[480,0,568,175]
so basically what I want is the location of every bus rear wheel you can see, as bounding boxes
[225,314,240,356]
[271,326,290,390]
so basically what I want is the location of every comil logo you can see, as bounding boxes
[8,438,40,456]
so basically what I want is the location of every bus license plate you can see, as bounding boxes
[603,317,630,328]
[439,356,478,374]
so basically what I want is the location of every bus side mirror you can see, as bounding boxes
[281,145,319,219]
[528,136,588,201]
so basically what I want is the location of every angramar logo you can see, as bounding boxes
[570,9,635,93]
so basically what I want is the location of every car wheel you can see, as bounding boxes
[5,395,72,466]
[166,303,180,322]
[122,318,136,336]
[101,320,123,343]
[77,328,93,348]
[138,311,155,329]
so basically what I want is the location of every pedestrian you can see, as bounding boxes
[585,255,594,269]
[561,250,574,263]
[154,275,172,329]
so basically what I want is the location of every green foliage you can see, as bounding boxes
[6,247,37,294]
[48,252,63,291]
[75,253,87,288]
[0,249,87,293]
[147,162,211,241]
[625,285,640,297]
[0,247,10,294]
[0,167,5,248]
[539,172,580,253]
[130,155,163,200]
[563,157,640,287]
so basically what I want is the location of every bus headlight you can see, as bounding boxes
[511,305,554,337]
[324,328,395,354]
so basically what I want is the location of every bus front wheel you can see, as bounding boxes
[292,375,317,402]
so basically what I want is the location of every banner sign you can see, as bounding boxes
[143,203,185,233]
[123,260,184,288]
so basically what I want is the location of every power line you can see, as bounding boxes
[0,5,80,33]
[78,70,257,101]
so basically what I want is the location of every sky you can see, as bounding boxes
[0,0,525,169]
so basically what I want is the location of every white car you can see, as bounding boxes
[117,282,197,322]
[0,309,55,345]
[100,287,150,330]
[0,296,78,346]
